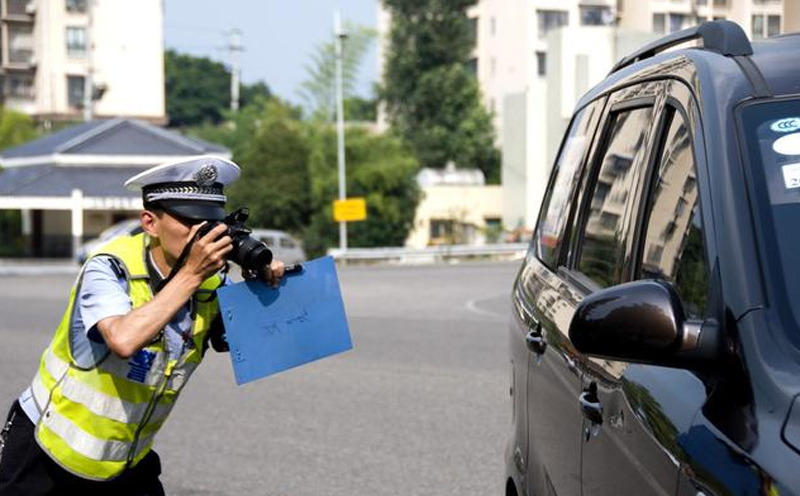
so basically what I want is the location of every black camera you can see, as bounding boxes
[197,207,272,278]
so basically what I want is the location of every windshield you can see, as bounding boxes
[739,99,800,333]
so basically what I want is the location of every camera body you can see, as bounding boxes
[197,208,272,278]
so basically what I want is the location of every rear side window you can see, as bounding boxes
[640,108,708,318]
[534,101,601,269]
[577,106,655,288]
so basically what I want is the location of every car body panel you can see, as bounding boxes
[505,26,800,496]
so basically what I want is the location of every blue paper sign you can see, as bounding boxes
[216,256,352,385]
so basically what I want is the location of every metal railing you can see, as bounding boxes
[328,243,529,264]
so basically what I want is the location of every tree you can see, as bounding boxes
[302,125,420,256]
[165,50,273,128]
[382,0,501,183]
[0,107,38,256]
[299,23,377,122]
[223,99,312,234]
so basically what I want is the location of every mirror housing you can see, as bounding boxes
[569,280,719,369]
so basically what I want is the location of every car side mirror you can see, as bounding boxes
[569,280,720,369]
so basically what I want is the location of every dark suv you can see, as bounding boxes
[506,21,800,496]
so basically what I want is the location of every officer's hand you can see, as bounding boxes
[264,259,285,288]
[183,222,233,280]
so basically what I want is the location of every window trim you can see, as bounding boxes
[531,97,607,270]
[570,97,657,283]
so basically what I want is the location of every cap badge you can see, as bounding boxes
[194,163,218,187]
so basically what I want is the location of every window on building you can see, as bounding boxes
[465,57,478,77]
[5,74,34,99]
[669,13,687,33]
[66,27,87,57]
[67,75,85,108]
[7,0,32,16]
[653,13,666,34]
[752,14,765,38]
[536,51,546,77]
[490,57,496,77]
[640,108,707,318]
[537,10,568,39]
[467,17,478,47]
[66,0,88,13]
[490,16,496,36]
[8,24,34,64]
[713,0,727,6]
[580,5,613,26]
[577,106,655,288]
[767,15,781,37]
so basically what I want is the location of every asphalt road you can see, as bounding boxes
[0,261,520,495]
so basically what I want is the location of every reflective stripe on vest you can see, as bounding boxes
[30,233,220,480]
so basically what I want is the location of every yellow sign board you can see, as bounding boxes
[333,198,367,222]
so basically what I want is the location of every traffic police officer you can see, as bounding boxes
[0,156,285,495]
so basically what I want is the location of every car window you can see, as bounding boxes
[534,100,602,269]
[260,236,275,247]
[577,106,655,288]
[640,108,708,318]
[280,237,295,249]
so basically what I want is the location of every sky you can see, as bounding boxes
[163,0,380,106]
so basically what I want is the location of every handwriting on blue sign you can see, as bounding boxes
[217,256,353,385]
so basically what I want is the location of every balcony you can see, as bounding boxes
[8,48,33,65]
[4,0,35,20]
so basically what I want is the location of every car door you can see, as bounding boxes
[514,97,604,496]
[576,81,712,496]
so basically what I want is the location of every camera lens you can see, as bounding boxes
[230,234,272,272]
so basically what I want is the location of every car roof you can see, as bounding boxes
[577,27,800,110]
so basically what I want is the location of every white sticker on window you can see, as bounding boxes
[782,163,800,189]
[773,133,800,156]
[771,118,800,133]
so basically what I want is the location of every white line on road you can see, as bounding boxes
[465,297,506,320]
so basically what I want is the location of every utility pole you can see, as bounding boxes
[334,12,348,251]
[82,0,94,121]
[229,29,242,112]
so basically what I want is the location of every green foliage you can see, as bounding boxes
[0,107,37,151]
[299,23,377,122]
[344,96,377,122]
[165,50,273,128]
[165,50,229,127]
[225,99,312,234]
[302,125,421,257]
[0,107,37,257]
[382,0,501,183]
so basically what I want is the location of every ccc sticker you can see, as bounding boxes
[770,118,800,133]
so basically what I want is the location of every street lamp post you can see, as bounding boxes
[335,11,348,252]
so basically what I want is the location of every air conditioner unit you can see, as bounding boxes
[25,3,36,15]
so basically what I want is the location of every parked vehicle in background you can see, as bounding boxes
[250,229,306,265]
[75,218,142,264]
[505,21,800,496]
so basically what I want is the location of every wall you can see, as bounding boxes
[406,185,503,248]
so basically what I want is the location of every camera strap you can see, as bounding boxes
[156,232,199,293]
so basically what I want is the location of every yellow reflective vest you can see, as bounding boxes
[29,233,222,480]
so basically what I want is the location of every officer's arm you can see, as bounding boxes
[96,270,203,358]
[97,224,232,359]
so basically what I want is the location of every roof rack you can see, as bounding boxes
[610,20,752,74]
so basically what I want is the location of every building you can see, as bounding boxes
[0,0,165,123]
[405,163,503,248]
[0,118,229,258]
[459,0,796,232]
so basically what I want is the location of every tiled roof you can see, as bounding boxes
[0,118,229,159]
[0,164,147,197]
